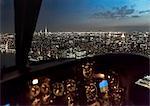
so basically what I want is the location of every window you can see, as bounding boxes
[0,0,15,69]
[29,0,150,62]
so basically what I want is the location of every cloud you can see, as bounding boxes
[139,10,150,14]
[92,5,136,19]
[93,10,115,18]
[131,15,141,18]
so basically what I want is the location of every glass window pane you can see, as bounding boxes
[0,0,15,70]
[29,0,150,63]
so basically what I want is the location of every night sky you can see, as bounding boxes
[1,0,150,32]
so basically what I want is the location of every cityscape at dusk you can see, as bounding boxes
[0,29,149,61]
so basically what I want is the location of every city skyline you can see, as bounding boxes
[1,0,150,33]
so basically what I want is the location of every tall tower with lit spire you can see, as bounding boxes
[5,41,8,52]
[45,26,48,35]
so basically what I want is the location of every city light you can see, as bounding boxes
[1,31,149,62]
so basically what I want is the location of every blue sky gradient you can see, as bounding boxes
[1,0,150,32]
